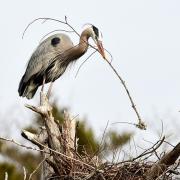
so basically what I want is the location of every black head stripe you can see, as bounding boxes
[51,37,60,47]
[92,25,99,38]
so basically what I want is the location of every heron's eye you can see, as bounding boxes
[51,37,60,47]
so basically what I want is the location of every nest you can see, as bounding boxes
[46,158,178,180]
[45,149,180,180]
[22,93,180,180]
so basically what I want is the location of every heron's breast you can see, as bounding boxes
[46,61,67,82]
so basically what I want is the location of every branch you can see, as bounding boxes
[0,136,50,155]
[25,93,62,153]
[104,59,146,130]
[23,167,27,180]
[0,133,96,171]
[23,131,96,170]
[28,157,46,180]
[119,136,165,163]
[21,128,47,147]
[146,142,180,179]
[4,172,8,180]
[22,92,97,178]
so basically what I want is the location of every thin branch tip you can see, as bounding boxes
[104,58,146,129]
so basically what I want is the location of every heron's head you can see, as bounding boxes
[84,24,106,59]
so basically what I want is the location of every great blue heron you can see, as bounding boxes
[18,25,106,99]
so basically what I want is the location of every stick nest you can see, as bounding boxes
[22,93,180,180]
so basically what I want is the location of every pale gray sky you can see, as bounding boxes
[0,0,180,147]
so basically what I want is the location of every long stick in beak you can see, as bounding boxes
[97,41,106,59]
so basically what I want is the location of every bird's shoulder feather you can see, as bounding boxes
[23,33,74,82]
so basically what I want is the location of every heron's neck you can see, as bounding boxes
[70,30,90,60]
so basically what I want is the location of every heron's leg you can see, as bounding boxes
[41,75,46,93]
[47,82,53,98]
[40,76,46,105]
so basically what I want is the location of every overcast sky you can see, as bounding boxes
[0,0,180,148]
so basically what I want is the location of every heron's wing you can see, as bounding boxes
[23,34,74,83]
[23,44,48,82]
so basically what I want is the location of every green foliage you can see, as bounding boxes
[0,102,132,179]
[0,162,22,180]
[0,141,41,180]
[51,102,65,124]
[76,121,100,155]
[106,131,132,150]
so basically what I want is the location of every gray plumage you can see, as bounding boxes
[18,34,76,99]
[18,25,105,99]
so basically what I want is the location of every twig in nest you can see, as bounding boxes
[119,136,165,163]
[28,157,46,180]
[93,120,109,157]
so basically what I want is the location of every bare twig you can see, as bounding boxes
[23,167,27,180]
[104,59,146,130]
[28,157,46,180]
[120,136,165,163]
[111,121,139,127]
[0,136,49,154]
[4,172,8,180]
[75,50,97,78]
[22,17,67,39]
[39,29,74,43]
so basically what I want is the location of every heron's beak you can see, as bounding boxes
[97,41,106,59]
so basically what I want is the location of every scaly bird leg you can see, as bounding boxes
[47,82,53,99]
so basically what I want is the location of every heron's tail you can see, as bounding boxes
[18,75,38,99]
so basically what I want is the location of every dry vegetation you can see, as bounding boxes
[19,93,179,180]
